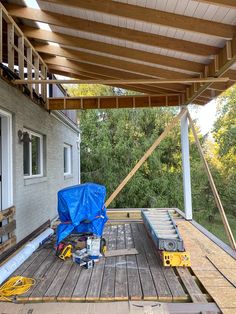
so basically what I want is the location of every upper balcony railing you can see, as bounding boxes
[0,3,47,105]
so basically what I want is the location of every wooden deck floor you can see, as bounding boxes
[12,223,210,303]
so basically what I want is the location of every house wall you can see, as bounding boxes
[0,78,80,242]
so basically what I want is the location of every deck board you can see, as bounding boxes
[100,225,117,300]
[86,226,110,301]
[137,224,173,301]
[178,220,236,313]
[124,224,142,300]
[131,223,157,300]
[57,262,82,301]
[13,222,208,304]
[114,225,128,300]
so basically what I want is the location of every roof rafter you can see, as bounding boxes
[49,67,162,95]
[22,26,204,74]
[4,3,219,56]
[46,59,182,94]
[39,0,235,38]
[34,43,194,80]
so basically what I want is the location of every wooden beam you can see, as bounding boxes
[34,43,193,80]
[5,4,219,56]
[193,0,236,8]
[48,68,168,95]
[39,0,234,39]
[22,26,204,74]
[186,36,236,105]
[48,94,181,110]
[48,65,177,95]
[187,112,236,250]
[14,77,230,85]
[105,109,187,207]
[44,55,186,93]
[0,220,16,237]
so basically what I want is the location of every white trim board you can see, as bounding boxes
[0,108,13,210]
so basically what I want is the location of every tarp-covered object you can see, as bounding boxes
[56,183,108,245]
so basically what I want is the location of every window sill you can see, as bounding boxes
[64,174,73,180]
[24,176,47,186]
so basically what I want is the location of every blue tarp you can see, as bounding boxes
[56,183,108,245]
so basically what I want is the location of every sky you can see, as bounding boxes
[190,100,217,135]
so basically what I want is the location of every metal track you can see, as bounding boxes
[142,209,185,252]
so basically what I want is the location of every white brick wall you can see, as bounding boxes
[0,78,80,242]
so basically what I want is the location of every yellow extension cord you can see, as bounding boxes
[0,276,35,302]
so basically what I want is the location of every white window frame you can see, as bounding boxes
[23,129,43,178]
[64,143,72,176]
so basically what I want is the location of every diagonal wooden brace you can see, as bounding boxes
[105,108,187,208]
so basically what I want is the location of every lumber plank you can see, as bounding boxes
[104,248,138,257]
[177,267,208,303]
[206,287,236,308]
[131,223,157,300]
[114,225,128,301]
[43,259,73,301]
[57,262,82,301]
[0,220,16,236]
[0,206,15,221]
[177,220,236,312]
[124,224,142,300]
[86,226,110,301]
[71,263,93,301]
[207,254,236,270]
[161,266,188,301]
[0,236,16,254]
[100,225,117,300]
[138,224,172,301]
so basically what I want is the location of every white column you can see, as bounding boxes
[180,108,192,220]
[77,133,81,184]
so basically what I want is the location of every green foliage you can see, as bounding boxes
[67,83,235,244]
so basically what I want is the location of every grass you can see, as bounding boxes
[194,211,236,246]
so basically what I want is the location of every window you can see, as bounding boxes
[64,144,72,176]
[23,129,43,177]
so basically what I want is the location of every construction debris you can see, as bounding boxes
[104,248,138,257]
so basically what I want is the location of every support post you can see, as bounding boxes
[180,108,192,220]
